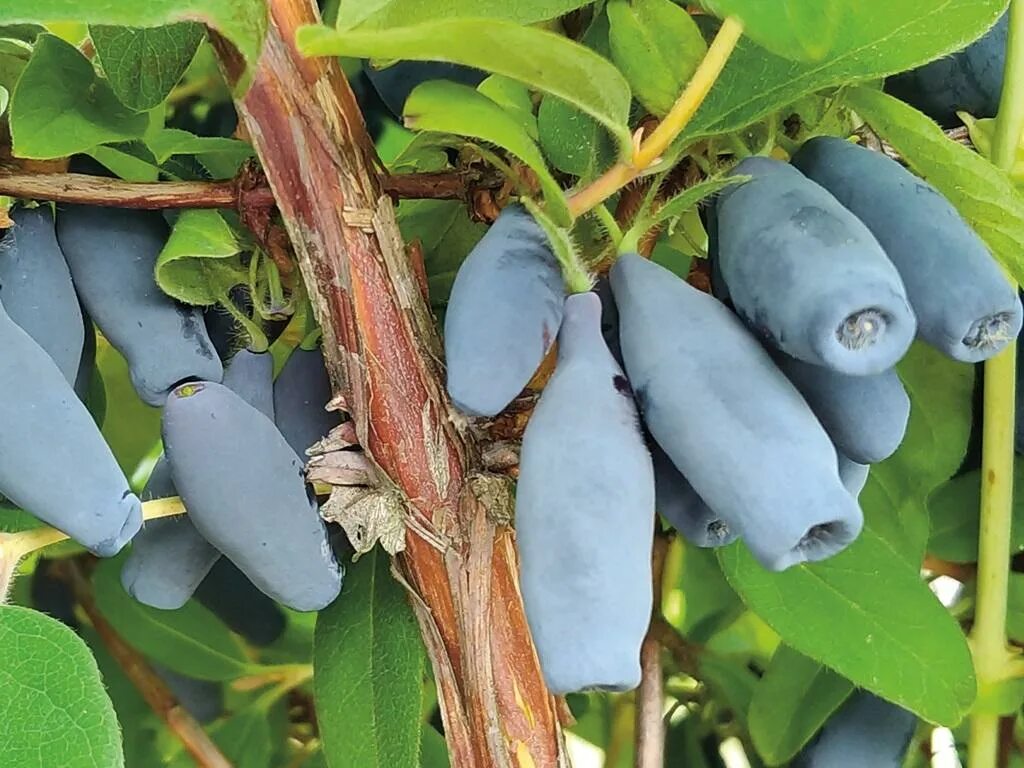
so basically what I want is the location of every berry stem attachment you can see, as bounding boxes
[0,497,186,591]
[969,3,1024,766]
[567,16,744,219]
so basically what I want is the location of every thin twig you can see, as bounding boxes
[650,614,702,677]
[0,169,502,211]
[635,533,670,768]
[64,560,233,768]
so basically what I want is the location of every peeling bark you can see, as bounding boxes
[214,2,566,765]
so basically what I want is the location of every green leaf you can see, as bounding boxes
[90,23,204,111]
[9,34,149,159]
[155,209,247,305]
[718,527,976,725]
[845,86,1024,287]
[87,144,162,182]
[145,128,254,177]
[297,19,634,159]
[313,547,425,768]
[620,176,738,257]
[0,606,124,768]
[928,461,1024,563]
[535,9,614,181]
[681,0,1004,144]
[477,75,538,140]
[861,343,977,561]
[405,81,570,226]
[211,707,274,768]
[0,0,266,88]
[698,653,757,726]
[92,556,256,681]
[0,37,31,99]
[645,176,744,231]
[679,543,743,641]
[607,0,706,117]
[339,0,592,30]
[537,95,615,181]
[664,714,715,768]
[748,645,854,765]
[420,725,450,768]
[701,0,842,61]
[0,24,45,43]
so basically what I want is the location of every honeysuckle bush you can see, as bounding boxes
[0,0,1022,766]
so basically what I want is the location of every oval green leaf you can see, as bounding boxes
[404,80,570,226]
[701,0,842,61]
[90,23,205,112]
[607,0,706,117]
[0,0,266,88]
[92,556,256,681]
[0,606,124,767]
[749,645,854,765]
[9,34,149,159]
[155,209,248,306]
[340,0,593,31]
[681,0,1004,144]
[314,547,425,768]
[718,527,976,725]
[296,18,634,159]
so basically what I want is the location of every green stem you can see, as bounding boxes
[219,291,269,353]
[593,203,623,249]
[299,295,323,351]
[970,4,1024,766]
[264,258,288,315]
[521,197,592,293]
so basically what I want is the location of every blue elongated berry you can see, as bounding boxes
[0,298,140,555]
[445,205,566,417]
[122,350,275,610]
[516,291,654,694]
[610,253,862,571]
[55,206,223,405]
[886,13,1007,128]
[793,690,916,767]
[119,456,218,610]
[273,345,343,457]
[652,442,736,548]
[772,353,910,464]
[715,157,915,375]
[0,206,83,382]
[163,381,341,611]
[792,137,1023,362]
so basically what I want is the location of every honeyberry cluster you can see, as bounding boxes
[0,203,343,616]
[444,140,1020,696]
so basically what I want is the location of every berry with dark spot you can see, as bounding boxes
[516,291,654,694]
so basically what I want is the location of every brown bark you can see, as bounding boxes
[213,2,565,766]
[0,169,500,210]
